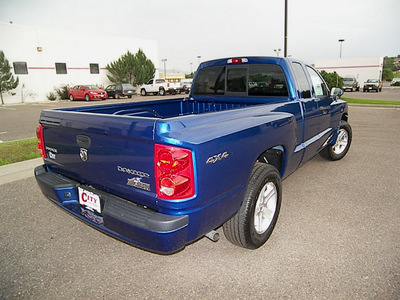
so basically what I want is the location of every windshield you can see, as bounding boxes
[367,79,378,83]
[343,78,354,82]
[121,84,134,89]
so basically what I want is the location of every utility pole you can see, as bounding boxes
[284,0,288,57]
[161,59,167,79]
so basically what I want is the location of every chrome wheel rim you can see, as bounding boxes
[332,128,348,155]
[254,182,278,234]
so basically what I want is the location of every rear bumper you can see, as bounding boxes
[34,165,189,254]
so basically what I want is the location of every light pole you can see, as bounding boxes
[197,56,201,68]
[338,39,345,58]
[274,49,281,57]
[161,59,167,79]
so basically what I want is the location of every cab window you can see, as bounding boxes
[248,65,288,97]
[292,62,311,98]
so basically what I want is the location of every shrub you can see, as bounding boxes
[47,92,57,101]
[54,84,71,100]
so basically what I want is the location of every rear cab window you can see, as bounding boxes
[193,64,288,97]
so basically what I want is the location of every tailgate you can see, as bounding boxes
[40,110,157,209]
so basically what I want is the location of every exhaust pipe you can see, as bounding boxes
[205,230,219,242]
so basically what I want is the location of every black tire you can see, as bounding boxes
[116,93,120,99]
[141,89,147,96]
[159,88,165,96]
[223,163,282,249]
[320,120,352,161]
[85,94,90,101]
[69,94,74,101]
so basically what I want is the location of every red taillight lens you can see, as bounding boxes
[155,144,195,200]
[36,124,46,158]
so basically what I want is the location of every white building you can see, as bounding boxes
[314,57,384,88]
[0,22,158,104]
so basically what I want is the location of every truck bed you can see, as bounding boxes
[56,97,279,118]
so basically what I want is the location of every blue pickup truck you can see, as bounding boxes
[35,57,352,254]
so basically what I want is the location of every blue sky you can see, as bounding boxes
[1,0,399,73]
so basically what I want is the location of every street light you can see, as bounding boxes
[161,59,167,79]
[274,49,281,57]
[338,39,345,58]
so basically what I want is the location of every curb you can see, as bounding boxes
[0,158,43,185]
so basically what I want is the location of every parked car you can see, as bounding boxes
[180,80,193,94]
[342,76,360,92]
[68,85,107,101]
[105,83,136,99]
[140,78,169,96]
[363,79,382,92]
[390,78,400,86]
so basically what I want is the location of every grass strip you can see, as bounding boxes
[342,97,400,106]
[0,137,41,166]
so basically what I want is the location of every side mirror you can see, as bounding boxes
[330,87,344,98]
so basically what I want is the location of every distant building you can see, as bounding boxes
[0,22,158,104]
[314,57,383,88]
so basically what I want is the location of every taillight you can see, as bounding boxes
[36,124,46,158]
[155,144,195,200]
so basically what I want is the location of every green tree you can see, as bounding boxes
[319,70,343,90]
[133,49,155,85]
[0,50,19,105]
[106,49,154,86]
[382,68,394,81]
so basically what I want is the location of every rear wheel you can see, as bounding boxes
[69,94,74,101]
[159,88,165,96]
[320,120,352,161]
[223,163,282,249]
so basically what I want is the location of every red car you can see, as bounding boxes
[68,85,108,101]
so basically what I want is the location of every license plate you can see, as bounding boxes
[78,187,101,213]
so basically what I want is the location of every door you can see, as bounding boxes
[292,62,321,163]
[306,66,333,135]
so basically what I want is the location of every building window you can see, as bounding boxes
[13,62,28,74]
[90,63,99,74]
[55,63,67,74]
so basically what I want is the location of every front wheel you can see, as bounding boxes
[223,163,282,249]
[85,94,90,101]
[140,89,147,96]
[320,120,352,161]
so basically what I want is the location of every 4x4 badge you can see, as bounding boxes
[80,148,88,162]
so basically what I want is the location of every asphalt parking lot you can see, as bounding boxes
[1,104,399,299]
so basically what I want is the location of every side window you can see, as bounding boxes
[248,64,288,97]
[227,68,247,93]
[192,66,225,95]
[306,66,329,97]
[292,63,311,98]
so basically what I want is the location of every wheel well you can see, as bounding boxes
[342,113,348,122]
[257,146,284,174]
